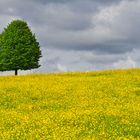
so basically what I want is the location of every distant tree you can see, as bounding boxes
[0,20,42,75]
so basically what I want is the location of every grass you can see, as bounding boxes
[0,69,140,139]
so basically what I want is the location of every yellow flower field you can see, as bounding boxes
[0,69,140,139]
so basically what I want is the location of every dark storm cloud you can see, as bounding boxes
[0,0,140,72]
[41,0,140,54]
[34,0,121,5]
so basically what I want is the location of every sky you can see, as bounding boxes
[0,0,140,74]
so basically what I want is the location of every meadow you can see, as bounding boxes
[0,69,140,139]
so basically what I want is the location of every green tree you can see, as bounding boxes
[0,20,42,75]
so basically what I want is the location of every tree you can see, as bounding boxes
[0,20,42,75]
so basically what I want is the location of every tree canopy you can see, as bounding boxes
[0,20,42,75]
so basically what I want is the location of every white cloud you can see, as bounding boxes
[57,64,67,72]
[112,56,137,69]
[93,0,140,42]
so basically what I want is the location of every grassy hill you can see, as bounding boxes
[0,69,140,139]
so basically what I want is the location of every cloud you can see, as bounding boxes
[112,56,137,69]
[45,0,140,54]
[56,64,67,72]
[0,0,140,73]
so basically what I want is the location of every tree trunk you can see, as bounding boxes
[15,69,18,76]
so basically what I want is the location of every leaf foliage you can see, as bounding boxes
[0,20,42,71]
